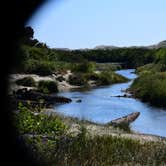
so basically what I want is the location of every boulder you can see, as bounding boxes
[76,99,82,103]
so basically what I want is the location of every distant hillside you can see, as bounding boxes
[93,41,166,50]
[148,40,166,49]
[94,45,119,50]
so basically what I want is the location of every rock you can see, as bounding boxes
[76,99,82,103]
[56,76,65,82]
[11,88,72,106]
[111,93,131,98]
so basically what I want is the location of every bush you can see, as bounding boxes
[137,63,166,74]
[14,102,66,135]
[24,59,56,76]
[85,72,100,81]
[130,72,166,107]
[67,71,128,87]
[71,62,95,73]
[15,77,36,87]
[98,71,128,85]
[68,74,88,86]
[37,80,58,94]
[95,63,122,71]
[56,76,65,82]
[33,61,55,76]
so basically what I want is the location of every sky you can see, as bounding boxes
[27,0,166,49]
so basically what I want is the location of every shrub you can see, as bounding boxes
[34,61,55,76]
[37,80,58,94]
[130,72,166,107]
[14,102,66,135]
[15,77,36,87]
[24,59,56,76]
[71,62,95,73]
[68,74,87,86]
[56,76,65,82]
[95,63,122,71]
[98,71,113,85]
[98,71,128,85]
[137,63,166,74]
[85,72,100,81]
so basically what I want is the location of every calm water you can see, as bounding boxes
[54,69,166,137]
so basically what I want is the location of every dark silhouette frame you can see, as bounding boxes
[1,1,47,165]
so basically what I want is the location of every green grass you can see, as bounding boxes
[13,103,166,165]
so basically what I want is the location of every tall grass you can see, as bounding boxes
[23,128,166,166]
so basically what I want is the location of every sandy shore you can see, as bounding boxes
[9,70,83,93]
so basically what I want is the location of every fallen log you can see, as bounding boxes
[107,112,140,126]
[111,94,132,98]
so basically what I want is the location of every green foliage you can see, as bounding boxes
[71,62,95,73]
[37,80,58,94]
[15,77,36,87]
[53,48,154,68]
[155,48,166,64]
[84,72,100,81]
[68,70,128,87]
[97,71,129,85]
[137,63,166,74]
[68,73,88,86]
[130,72,166,107]
[25,59,56,76]
[14,103,66,135]
[95,63,122,71]
[131,48,166,107]
[16,27,166,75]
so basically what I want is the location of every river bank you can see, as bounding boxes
[11,69,166,165]
[44,109,166,143]
[10,69,166,138]
[9,70,82,93]
[55,69,166,137]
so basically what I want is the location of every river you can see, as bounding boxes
[54,69,166,137]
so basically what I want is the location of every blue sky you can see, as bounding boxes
[27,0,166,49]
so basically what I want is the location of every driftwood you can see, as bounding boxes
[111,94,132,98]
[107,112,140,126]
